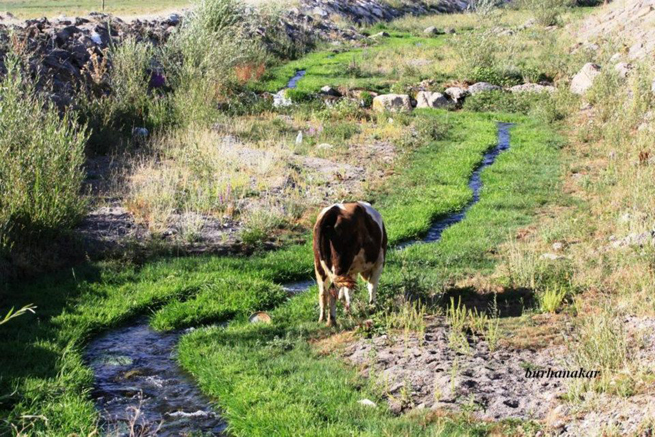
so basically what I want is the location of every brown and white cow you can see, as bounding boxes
[312,201,387,326]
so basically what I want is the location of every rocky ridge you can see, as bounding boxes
[0,0,470,106]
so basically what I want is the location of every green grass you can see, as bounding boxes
[0,0,188,18]
[255,32,449,94]
[175,111,561,436]
[0,105,561,435]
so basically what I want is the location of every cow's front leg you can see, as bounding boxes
[366,264,384,306]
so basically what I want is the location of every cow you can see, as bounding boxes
[312,201,388,326]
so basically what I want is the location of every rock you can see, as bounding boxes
[611,230,655,249]
[509,83,556,94]
[570,63,602,95]
[389,399,403,414]
[316,143,334,150]
[358,399,377,407]
[132,127,149,138]
[444,86,468,102]
[609,52,622,63]
[423,26,441,36]
[614,62,633,79]
[652,79,655,94]
[320,85,341,97]
[468,82,502,95]
[372,94,412,112]
[552,242,564,251]
[415,91,453,109]
[540,253,565,260]
[444,27,456,34]
[370,31,390,38]
[166,13,181,25]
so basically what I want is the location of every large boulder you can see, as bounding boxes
[372,94,412,112]
[509,83,556,94]
[416,91,453,109]
[570,63,601,95]
[444,86,468,103]
[468,82,501,95]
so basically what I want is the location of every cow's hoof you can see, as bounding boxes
[318,315,325,323]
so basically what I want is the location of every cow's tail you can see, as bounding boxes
[334,276,356,289]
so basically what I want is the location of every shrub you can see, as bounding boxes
[517,0,574,26]
[469,66,523,87]
[463,90,546,114]
[0,55,88,258]
[164,0,267,126]
[78,38,171,153]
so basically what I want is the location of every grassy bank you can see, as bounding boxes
[0,108,560,435]
[176,112,561,436]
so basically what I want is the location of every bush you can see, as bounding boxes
[463,90,546,114]
[0,55,88,258]
[164,0,267,126]
[469,66,523,87]
[79,38,169,152]
[517,0,573,26]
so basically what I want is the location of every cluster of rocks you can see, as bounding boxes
[569,59,655,97]
[369,80,555,113]
[0,12,179,105]
[577,0,655,60]
[297,0,470,25]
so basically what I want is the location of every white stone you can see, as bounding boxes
[415,91,453,109]
[570,63,602,95]
[468,82,502,95]
[358,399,377,407]
[372,94,412,112]
[444,86,468,102]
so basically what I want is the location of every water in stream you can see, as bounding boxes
[87,322,226,436]
[87,121,514,435]
[273,69,306,107]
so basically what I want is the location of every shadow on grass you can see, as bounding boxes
[439,286,537,318]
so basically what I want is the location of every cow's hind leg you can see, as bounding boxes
[365,263,384,306]
[327,290,337,327]
[317,274,329,323]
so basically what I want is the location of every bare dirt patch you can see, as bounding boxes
[344,315,568,420]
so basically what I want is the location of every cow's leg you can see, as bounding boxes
[339,286,352,313]
[366,263,384,305]
[327,290,337,327]
[316,273,329,323]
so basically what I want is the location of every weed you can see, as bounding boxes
[538,286,568,313]
[447,297,471,354]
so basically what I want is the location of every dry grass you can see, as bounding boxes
[495,36,655,407]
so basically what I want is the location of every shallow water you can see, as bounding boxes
[273,69,306,107]
[86,322,226,436]
[87,122,513,435]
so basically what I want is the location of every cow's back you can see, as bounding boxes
[313,202,386,281]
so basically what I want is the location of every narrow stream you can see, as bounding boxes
[273,69,306,107]
[86,322,227,436]
[400,121,514,247]
[86,101,514,434]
